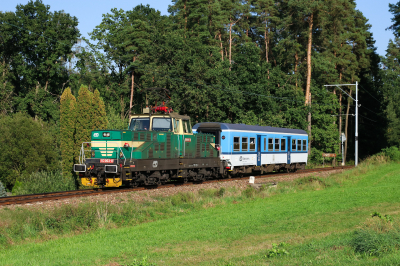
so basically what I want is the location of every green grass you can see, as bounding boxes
[1,160,400,265]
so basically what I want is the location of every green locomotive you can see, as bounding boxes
[74,109,220,188]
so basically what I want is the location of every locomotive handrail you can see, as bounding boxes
[79,141,126,165]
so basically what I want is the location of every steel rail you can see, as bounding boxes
[0,166,353,206]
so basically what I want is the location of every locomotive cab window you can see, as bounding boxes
[292,139,296,151]
[268,138,273,151]
[129,117,150,131]
[297,139,302,151]
[152,117,172,131]
[281,139,286,151]
[242,137,248,151]
[264,138,266,151]
[233,137,240,151]
[250,137,256,151]
[275,139,280,151]
[303,139,307,151]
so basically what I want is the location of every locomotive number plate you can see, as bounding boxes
[100,159,114,163]
[185,138,191,142]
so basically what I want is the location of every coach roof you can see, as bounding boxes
[193,122,307,135]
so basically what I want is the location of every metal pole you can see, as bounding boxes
[355,81,358,166]
[325,83,359,167]
[342,140,344,166]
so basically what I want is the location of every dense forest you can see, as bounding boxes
[0,0,399,190]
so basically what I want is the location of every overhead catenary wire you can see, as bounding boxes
[358,114,378,123]
[360,105,386,120]
[359,84,381,104]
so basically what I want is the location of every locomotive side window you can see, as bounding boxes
[234,137,240,151]
[183,120,192,133]
[174,119,180,133]
[274,138,280,151]
[152,118,172,131]
[281,139,286,151]
[303,139,307,151]
[292,139,296,151]
[250,137,256,151]
[242,137,248,151]
[297,139,302,151]
[268,138,273,151]
[264,138,266,151]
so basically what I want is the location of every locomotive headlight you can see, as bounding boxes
[103,132,110,137]
[91,150,95,158]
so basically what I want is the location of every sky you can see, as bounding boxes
[0,0,398,56]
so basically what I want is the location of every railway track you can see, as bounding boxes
[0,165,354,206]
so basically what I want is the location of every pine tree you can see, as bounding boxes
[60,88,77,179]
[92,89,108,130]
[124,6,154,116]
[388,2,400,36]
[382,38,400,147]
[75,85,94,162]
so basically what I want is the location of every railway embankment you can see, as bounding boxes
[1,156,399,265]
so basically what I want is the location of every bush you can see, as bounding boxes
[381,146,400,162]
[309,147,323,165]
[0,113,59,189]
[13,170,76,195]
[0,181,7,197]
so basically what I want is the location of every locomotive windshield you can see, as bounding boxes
[129,118,150,131]
[152,117,172,131]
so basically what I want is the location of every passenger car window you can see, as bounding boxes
[275,139,280,151]
[303,139,307,151]
[297,139,302,151]
[250,137,255,151]
[292,139,296,151]
[242,137,248,151]
[233,137,240,151]
[268,138,273,151]
[281,139,286,151]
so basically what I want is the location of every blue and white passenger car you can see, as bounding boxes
[193,123,308,174]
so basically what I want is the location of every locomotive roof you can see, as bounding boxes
[130,113,190,120]
[193,122,307,135]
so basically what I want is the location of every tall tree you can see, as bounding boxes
[74,85,93,161]
[92,89,108,130]
[0,11,16,115]
[382,38,400,147]
[8,0,79,121]
[60,88,77,178]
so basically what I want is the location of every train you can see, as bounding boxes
[73,108,308,188]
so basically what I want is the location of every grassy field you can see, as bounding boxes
[1,159,400,265]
